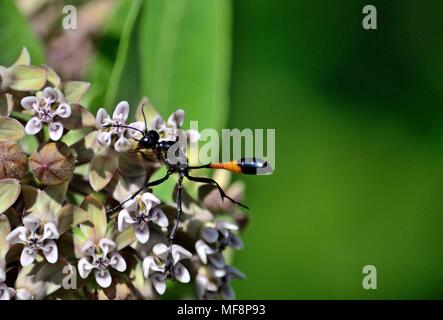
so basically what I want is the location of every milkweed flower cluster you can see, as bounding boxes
[7,216,59,266]
[0,48,248,300]
[21,87,71,141]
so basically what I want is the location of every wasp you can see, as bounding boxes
[103,109,273,245]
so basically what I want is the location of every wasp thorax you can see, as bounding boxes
[139,130,160,149]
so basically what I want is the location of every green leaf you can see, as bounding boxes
[57,204,90,234]
[86,0,231,130]
[27,182,68,224]
[0,0,44,66]
[89,152,119,191]
[45,65,61,87]
[61,81,91,104]
[70,131,100,164]
[21,185,39,212]
[72,226,88,258]
[12,47,31,66]
[81,195,107,240]
[0,215,11,261]
[8,65,47,91]
[104,0,143,108]
[84,0,137,112]
[0,178,20,214]
[62,104,96,130]
[115,227,135,251]
[138,0,231,130]
[0,116,25,141]
[0,93,14,117]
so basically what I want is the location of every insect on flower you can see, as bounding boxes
[102,105,274,248]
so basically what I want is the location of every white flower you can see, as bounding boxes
[201,221,244,251]
[77,239,126,288]
[152,109,200,143]
[0,268,15,300]
[118,192,168,244]
[196,265,245,300]
[195,240,226,269]
[6,216,59,267]
[21,87,71,141]
[196,221,244,270]
[15,288,32,300]
[96,101,145,152]
[142,243,192,295]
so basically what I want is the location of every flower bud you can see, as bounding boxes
[30,142,75,185]
[0,66,13,91]
[0,141,28,180]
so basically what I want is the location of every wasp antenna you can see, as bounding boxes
[141,105,148,133]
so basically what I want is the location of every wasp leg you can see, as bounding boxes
[168,173,184,245]
[106,172,171,214]
[185,174,249,209]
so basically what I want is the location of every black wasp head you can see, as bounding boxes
[138,130,160,149]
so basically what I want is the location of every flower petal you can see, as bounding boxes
[122,198,138,211]
[135,225,150,244]
[78,257,93,278]
[151,115,165,131]
[80,241,95,256]
[96,108,111,127]
[112,101,130,122]
[94,269,112,288]
[195,240,213,264]
[220,285,235,300]
[20,247,37,266]
[117,209,135,232]
[25,117,43,135]
[43,87,59,104]
[225,265,246,280]
[201,226,219,244]
[97,131,112,147]
[23,216,41,233]
[152,243,169,260]
[6,226,27,244]
[151,273,167,295]
[127,121,145,138]
[141,192,161,207]
[21,96,38,110]
[109,252,126,272]
[171,244,192,264]
[114,136,131,152]
[174,262,190,283]
[217,221,238,231]
[42,223,59,240]
[167,109,185,128]
[0,268,5,283]
[48,121,64,141]
[0,283,14,300]
[15,288,32,300]
[99,238,116,256]
[143,256,164,277]
[208,253,225,269]
[41,240,58,263]
[54,103,71,118]
[229,234,244,250]
[151,207,169,228]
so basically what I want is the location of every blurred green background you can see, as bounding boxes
[2,0,443,299]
